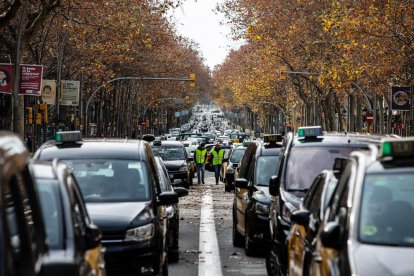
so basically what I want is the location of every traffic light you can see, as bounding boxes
[43,108,48,123]
[278,66,288,80]
[146,119,150,128]
[189,73,196,88]
[28,107,33,125]
[36,113,42,125]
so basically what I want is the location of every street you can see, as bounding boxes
[170,171,267,276]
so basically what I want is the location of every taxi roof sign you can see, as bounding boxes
[263,134,282,143]
[298,126,322,138]
[55,131,82,143]
[381,139,414,158]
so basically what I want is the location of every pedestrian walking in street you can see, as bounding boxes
[210,143,224,185]
[194,142,207,184]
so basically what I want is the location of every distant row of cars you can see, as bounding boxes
[227,126,414,275]
[1,130,189,276]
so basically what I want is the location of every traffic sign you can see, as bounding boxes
[366,112,373,124]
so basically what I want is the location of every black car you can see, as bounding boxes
[312,138,414,275]
[0,131,78,276]
[34,131,177,275]
[266,126,382,275]
[222,145,247,192]
[151,140,193,188]
[154,157,188,263]
[233,135,282,256]
[33,160,105,276]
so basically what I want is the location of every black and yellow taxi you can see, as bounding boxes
[267,126,382,275]
[287,167,340,276]
[34,131,178,275]
[311,138,414,275]
[220,144,247,192]
[232,134,282,256]
[33,160,105,276]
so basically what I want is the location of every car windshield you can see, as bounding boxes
[35,179,64,249]
[152,146,185,161]
[230,148,246,163]
[61,159,149,203]
[255,156,280,186]
[359,172,414,246]
[285,146,358,191]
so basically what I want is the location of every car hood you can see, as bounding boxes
[354,243,414,275]
[86,202,149,230]
[163,160,186,170]
[253,186,271,204]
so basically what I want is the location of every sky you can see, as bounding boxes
[168,0,242,70]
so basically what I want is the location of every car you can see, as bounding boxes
[0,131,77,276]
[287,169,340,276]
[154,157,188,263]
[311,138,414,275]
[266,126,383,275]
[33,160,106,276]
[34,131,177,275]
[220,145,247,192]
[151,140,193,188]
[175,132,202,141]
[233,135,283,256]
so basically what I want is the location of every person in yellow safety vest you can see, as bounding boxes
[210,143,224,185]
[194,142,207,184]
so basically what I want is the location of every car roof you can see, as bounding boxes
[291,132,382,148]
[35,139,149,161]
[152,141,184,147]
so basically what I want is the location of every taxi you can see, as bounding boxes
[220,144,247,192]
[267,126,382,275]
[311,138,414,275]
[233,134,282,256]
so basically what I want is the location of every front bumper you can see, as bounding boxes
[169,171,189,181]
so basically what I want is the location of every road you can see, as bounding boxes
[170,171,267,276]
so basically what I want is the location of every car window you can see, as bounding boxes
[254,156,280,186]
[359,172,414,246]
[285,146,358,191]
[302,175,322,209]
[36,179,64,249]
[230,148,246,163]
[62,159,149,202]
[152,146,185,161]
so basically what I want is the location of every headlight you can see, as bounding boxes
[124,223,154,242]
[281,202,296,224]
[179,165,188,172]
[256,202,270,215]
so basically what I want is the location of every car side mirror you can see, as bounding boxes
[85,223,102,250]
[269,175,279,196]
[320,222,343,249]
[173,179,183,186]
[223,158,229,163]
[234,178,248,189]
[158,191,178,205]
[290,210,310,227]
[174,187,188,198]
[187,157,194,162]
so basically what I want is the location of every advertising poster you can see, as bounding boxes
[391,86,411,111]
[61,80,80,106]
[0,64,14,94]
[41,80,57,105]
[19,64,43,96]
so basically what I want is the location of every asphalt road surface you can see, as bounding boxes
[169,171,267,276]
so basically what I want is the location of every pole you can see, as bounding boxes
[12,0,28,134]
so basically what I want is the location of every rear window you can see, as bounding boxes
[285,146,359,191]
[152,146,185,161]
[61,159,149,202]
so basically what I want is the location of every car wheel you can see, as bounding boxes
[266,243,284,276]
[232,207,244,247]
[244,220,256,256]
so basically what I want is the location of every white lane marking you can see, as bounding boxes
[198,189,223,276]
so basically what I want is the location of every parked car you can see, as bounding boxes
[152,140,193,188]
[266,126,382,275]
[311,138,414,275]
[34,131,177,275]
[154,157,188,262]
[233,135,282,256]
[220,145,247,192]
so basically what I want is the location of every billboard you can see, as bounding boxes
[391,86,411,111]
[19,64,43,96]
[41,80,57,105]
[61,80,80,106]
[0,64,14,94]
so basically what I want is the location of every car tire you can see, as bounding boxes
[266,243,284,276]
[232,208,244,247]
[225,179,232,192]
[244,221,256,256]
